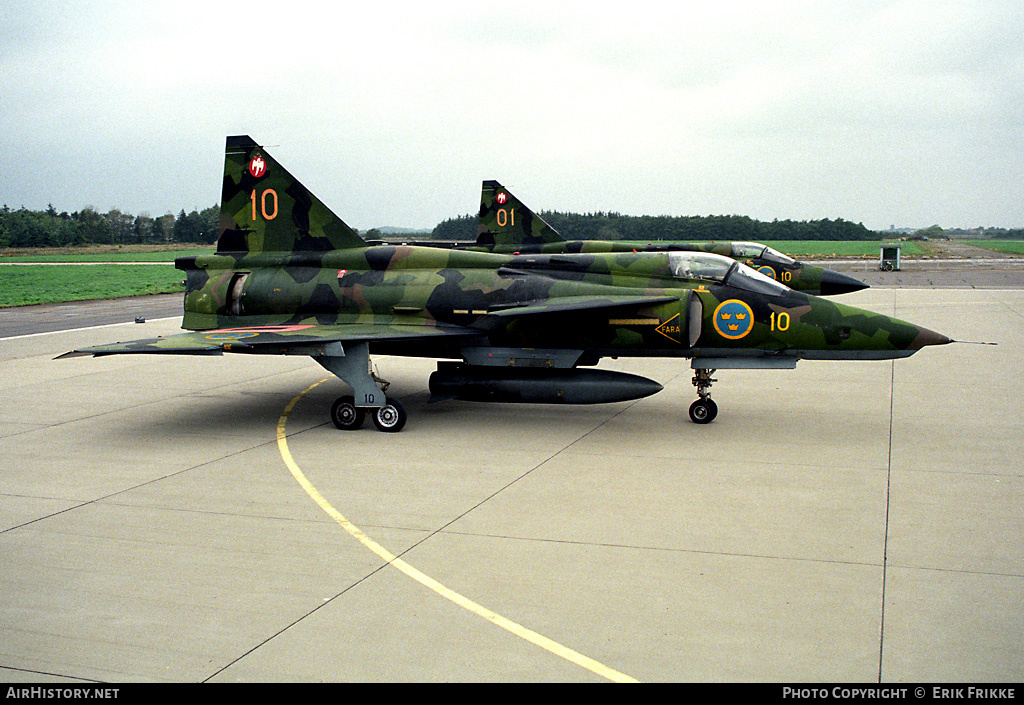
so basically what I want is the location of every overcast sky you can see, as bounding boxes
[2,0,1022,231]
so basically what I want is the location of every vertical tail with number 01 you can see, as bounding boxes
[216,135,366,254]
[476,179,565,250]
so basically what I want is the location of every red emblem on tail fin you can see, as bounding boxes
[248,156,267,178]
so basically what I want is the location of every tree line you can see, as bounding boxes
[6,203,1020,250]
[431,211,884,242]
[0,204,219,248]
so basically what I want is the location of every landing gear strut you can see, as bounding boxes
[317,342,407,432]
[689,368,718,424]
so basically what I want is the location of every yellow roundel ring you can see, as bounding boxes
[712,299,755,340]
[757,265,777,280]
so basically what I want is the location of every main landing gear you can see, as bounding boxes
[689,368,718,424]
[330,395,407,433]
[316,342,407,433]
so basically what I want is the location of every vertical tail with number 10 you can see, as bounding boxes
[216,135,366,254]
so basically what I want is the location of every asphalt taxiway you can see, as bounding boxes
[0,275,1021,682]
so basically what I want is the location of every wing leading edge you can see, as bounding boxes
[57,294,683,359]
[56,321,480,358]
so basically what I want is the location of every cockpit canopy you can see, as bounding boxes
[668,252,790,297]
[730,241,796,266]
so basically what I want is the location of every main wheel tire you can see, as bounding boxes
[688,399,717,424]
[372,399,407,433]
[331,395,365,430]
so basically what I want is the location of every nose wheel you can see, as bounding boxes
[688,398,718,424]
[689,368,718,424]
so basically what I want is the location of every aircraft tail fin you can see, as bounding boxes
[476,180,565,249]
[216,135,366,254]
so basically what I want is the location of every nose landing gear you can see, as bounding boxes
[689,368,718,424]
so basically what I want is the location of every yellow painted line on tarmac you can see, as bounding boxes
[277,378,639,684]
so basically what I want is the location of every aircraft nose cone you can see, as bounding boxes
[911,326,953,349]
[819,269,870,296]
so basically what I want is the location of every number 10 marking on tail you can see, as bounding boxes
[250,189,279,221]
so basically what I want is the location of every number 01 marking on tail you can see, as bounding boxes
[250,189,279,221]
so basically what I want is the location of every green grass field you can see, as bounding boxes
[0,265,186,307]
[0,248,213,263]
[965,240,1024,255]
[763,240,927,257]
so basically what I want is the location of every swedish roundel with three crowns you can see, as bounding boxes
[713,299,755,340]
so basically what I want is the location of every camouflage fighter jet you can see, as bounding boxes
[59,136,951,430]
[471,180,869,296]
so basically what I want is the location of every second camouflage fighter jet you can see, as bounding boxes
[470,180,869,296]
[60,136,951,430]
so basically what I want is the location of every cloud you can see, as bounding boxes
[1,0,1022,230]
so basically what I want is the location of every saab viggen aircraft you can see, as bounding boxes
[60,137,950,430]
[470,179,869,296]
